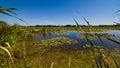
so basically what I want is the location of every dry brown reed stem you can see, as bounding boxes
[4,42,12,52]
[100,49,109,67]
[0,45,14,63]
[4,42,15,59]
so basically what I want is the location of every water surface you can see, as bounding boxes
[35,30,120,49]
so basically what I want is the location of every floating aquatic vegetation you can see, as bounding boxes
[37,37,78,46]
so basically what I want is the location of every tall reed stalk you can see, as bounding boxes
[74,17,114,68]
[0,42,14,63]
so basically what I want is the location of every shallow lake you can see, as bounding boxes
[35,30,120,49]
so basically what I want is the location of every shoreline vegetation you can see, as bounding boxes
[0,21,120,68]
[0,5,120,68]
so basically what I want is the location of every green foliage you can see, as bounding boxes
[0,10,120,68]
[37,37,78,46]
[74,17,120,68]
[0,6,25,22]
[0,22,34,67]
[0,22,34,46]
[0,21,8,27]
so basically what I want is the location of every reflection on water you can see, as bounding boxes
[106,30,120,36]
[35,30,120,49]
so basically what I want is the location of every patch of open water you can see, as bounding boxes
[35,30,120,49]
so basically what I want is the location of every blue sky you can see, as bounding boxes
[0,0,120,25]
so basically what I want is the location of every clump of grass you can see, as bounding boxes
[37,37,78,46]
[99,49,109,68]
[74,17,120,68]
[13,41,27,59]
[0,42,14,63]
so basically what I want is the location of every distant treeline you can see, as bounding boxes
[34,24,120,27]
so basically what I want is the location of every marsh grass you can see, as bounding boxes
[50,62,54,68]
[4,18,119,68]
[74,17,120,68]
[0,21,34,67]
[68,56,71,68]
[0,42,14,63]
[0,16,120,68]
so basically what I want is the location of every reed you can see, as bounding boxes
[73,17,120,68]
[50,62,54,68]
[68,56,71,68]
[110,55,119,68]
[0,43,14,63]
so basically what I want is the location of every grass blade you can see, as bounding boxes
[110,55,119,68]
[73,18,84,32]
[0,46,14,63]
[0,6,17,15]
[50,62,54,68]
[69,56,71,68]
[82,17,93,32]
[0,8,17,11]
